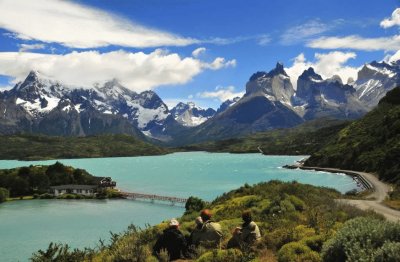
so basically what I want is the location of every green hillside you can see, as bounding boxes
[306,87,400,184]
[31,180,400,261]
[0,134,169,160]
[181,118,349,155]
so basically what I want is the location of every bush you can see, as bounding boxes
[197,249,244,262]
[0,187,9,203]
[373,242,400,261]
[39,193,54,199]
[278,242,321,262]
[321,217,400,261]
[31,243,94,262]
[300,235,325,252]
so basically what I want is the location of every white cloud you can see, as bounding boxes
[380,8,400,28]
[0,49,236,92]
[203,57,237,70]
[197,85,244,102]
[257,35,271,46]
[285,51,358,89]
[18,43,46,52]
[192,47,206,57]
[0,0,197,48]
[281,20,332,45]
[307,35,400,51]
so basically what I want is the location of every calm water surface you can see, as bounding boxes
[0,152,357,261]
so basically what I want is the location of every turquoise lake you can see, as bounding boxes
[0,152,357,261]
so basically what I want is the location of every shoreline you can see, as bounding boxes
[284,163,400,222]
[284,164,373,192]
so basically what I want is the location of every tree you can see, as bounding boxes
[185,196,206,213]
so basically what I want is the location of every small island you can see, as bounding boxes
[0,162,120,203]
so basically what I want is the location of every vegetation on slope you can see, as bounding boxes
[31,181,389,261]
[306,87,400,205]
[0,134,169,160]
[180,118,349,155]
[0,162,96,197]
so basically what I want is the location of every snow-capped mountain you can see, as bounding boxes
[292,67,367,120]
[0,71,171,138]
[170,102,215,127]
[354,61,400,109]
[1,57,398,144]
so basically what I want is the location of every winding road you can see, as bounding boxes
[299,166,400,222]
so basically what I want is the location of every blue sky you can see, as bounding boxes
[0,0,399,109]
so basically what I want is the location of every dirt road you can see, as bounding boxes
[299,166,400,222]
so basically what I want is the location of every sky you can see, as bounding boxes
[0,0,400,109]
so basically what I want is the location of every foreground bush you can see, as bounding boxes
[197,249,244,262]
[278,242,321,262]
[321,217,400,261]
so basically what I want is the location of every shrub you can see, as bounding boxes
[373,242,400,261]
[321,217,400,261]
[39,193,54,199]
[278,242,321,262]
[0,187,9,203]
[197,249,244,262]
[31,243,94,262]
[300,235,325,252]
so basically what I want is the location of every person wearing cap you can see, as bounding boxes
[188,216,203,247]
[197,209,223,248]
[227,210,261,249]
[153,218,189,260]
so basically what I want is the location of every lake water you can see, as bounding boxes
[0,152,357,261]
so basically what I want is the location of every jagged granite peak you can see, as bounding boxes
[170,101,216,127]
[267,62,288,77]
[246,62,294,106]
[248,63,288,82]
[294,68,366,120]
[216,97,241,114]
[298,67,323,81]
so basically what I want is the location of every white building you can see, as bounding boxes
[50,185,97,196]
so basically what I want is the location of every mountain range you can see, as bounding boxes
[0,59,399,145]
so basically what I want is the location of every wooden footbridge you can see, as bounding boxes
[120,191,188,205]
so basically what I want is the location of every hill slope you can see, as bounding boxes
[0,134,169,160]
[181,118,349,155]
[31,181,389,261]
[305,87,400,184]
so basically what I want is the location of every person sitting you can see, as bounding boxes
[153,218,188,261]
[188,216,203,247]
[227,210,261,249]
[197,209,223,248]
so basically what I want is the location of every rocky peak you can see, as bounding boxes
[326,75,343,85]
[138,90,167,110]
[216,97,241,114]
[299,67,322,81]
[171,101,216,127]
[267,62,288,77]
